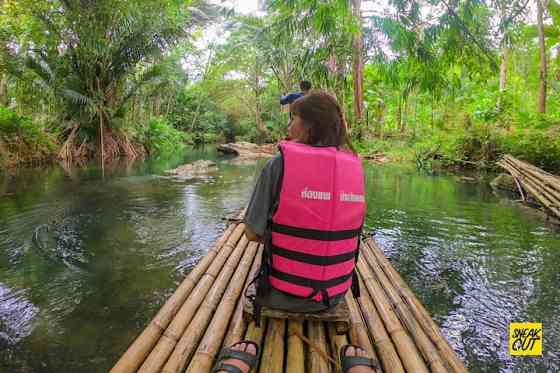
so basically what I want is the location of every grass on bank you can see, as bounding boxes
[0,106,58,167]
[355,123,560,174]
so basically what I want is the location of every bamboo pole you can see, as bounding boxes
[355,276,405,373]
[327,323,348,373]
[139,235,249,373]
[286,321,305,373]
[504,157,560,201]
[222,246,263,348]
[505,156,555,179]
[345,293,376,359]
[364,240,468,373]
[110,223,241,373]
[500,159,560,217]
[243,317,268,373]
[307,321,332,373]
[185,242,259,373]
[500,156,560,203]
[161,237,254,373]
[505,155,559,182]
[245,317,267,346]
[502,158,560,202]
[503,162,558,208]
[258,319,285,373]
[361,248,448,373]
[357,258,429,373]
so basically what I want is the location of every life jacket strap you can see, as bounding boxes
[270,267,353,289]
[271,244,358,266]
[271,222,361,241]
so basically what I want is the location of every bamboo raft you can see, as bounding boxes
[111,218,468,373]
[498,154,560,220]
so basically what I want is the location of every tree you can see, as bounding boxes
[537,0,548,113]
[490,0,532,108]
[0,0,213,161]
[216,16,270,143]
[352,0,365,125]
[265,0,356,120]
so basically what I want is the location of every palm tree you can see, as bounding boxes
[2,0,216,161]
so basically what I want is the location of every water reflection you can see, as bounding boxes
[0,284,38,345]
[0,157,559,372]
[367,165,560,372]
[0,148,258,372]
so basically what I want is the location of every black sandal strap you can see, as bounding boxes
[219,349,258,367]
[340,344,378,373]
[342,356,377,372]
[211,340,260,373]
[213,362,244,373]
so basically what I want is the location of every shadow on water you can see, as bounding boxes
[0,155,559,372]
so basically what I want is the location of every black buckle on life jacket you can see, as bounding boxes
[320,288,330,307]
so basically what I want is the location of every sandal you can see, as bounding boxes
[340,344,378,373]
[211,340,260,373]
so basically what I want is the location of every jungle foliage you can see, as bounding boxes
[1,0,560,172]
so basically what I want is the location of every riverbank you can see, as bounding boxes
[355,125,560,173]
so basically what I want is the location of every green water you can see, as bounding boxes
[0,149,559,372]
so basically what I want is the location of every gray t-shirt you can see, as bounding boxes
[244,154,283,237]
[243,154,345,312]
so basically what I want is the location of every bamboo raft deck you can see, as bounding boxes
[111,219,468,373]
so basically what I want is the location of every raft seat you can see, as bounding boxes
[242,285,350,334]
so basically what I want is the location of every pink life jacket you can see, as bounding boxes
[267,140,366,305]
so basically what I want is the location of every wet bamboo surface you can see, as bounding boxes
[111,220,467,373]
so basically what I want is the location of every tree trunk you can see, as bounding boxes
[0,74,8,106]
[378,103,385,139]
[255,102,265,144]
[99,109,105,175]
[254,59,265,144]
[537,0,548,114]
[351,0,365,126]
[396,96,402,133]
[413,94,417,138]
[498,46,508,109]
[431,93,435,131]
[401,96,409,133]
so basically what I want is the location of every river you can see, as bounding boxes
[0,148,558,372]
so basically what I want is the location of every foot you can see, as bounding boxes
[216,342,258,373]
[342,345,376,373]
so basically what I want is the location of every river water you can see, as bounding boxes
[0,148,558,372]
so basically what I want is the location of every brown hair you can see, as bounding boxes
[290,90,354,151]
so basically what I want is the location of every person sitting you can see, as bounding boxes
[243,91,366,318]
[212,340,378,373]
[280,80,312,106]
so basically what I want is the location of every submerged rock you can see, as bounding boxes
[166,160,218,178]
[490,173,517,193]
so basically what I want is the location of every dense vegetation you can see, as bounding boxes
[1,0,560,172]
